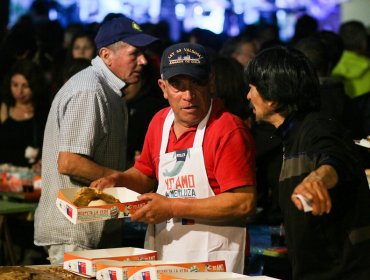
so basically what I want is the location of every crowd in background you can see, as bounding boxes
[1,9,370,275]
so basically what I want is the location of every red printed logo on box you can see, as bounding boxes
[109,270,117,280]
[142,271,151,280]
[66,205,73,218]
[78,261,86,274]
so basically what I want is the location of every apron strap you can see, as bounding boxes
[160,110,175,155]
[193,101,212,148]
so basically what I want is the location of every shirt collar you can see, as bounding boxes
[91,56,126,97]
[275,113,297,139]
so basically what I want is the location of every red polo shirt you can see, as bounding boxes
[134,99,256,194]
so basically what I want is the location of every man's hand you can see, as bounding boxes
[130,186,256,224]
[292,180,331,215]
[291,165,338,215]
[131,193,173,224]
[90,173,121,190]
[90,167,157,195]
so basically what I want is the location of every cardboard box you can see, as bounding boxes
[56,187,146,224]
[159,272,249,279]
[63,247,157,278]
[96,260,226,280]
[158,272,280,279]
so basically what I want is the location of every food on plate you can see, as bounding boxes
[72,187,120,207]
[88,199,108,206]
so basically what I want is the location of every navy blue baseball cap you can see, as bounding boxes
[160,43,210,80]
[94,16,159,49]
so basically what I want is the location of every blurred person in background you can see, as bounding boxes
[219,35,257,68]
[332,20,370,138]
[0,15,38,86]
[209,56,251,123]
[0,59,50,170]
[61,58,92,84]
[289,14,318,46]
[125,55,168,168]
[67,31,96,61]
[316,30,344,73]
[295,35,363,139]
[53,31,96,94]
[332,20,370,99]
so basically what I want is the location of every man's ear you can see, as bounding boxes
[158,79,168,99]
[267,100,277,110]
[99,48,112,67]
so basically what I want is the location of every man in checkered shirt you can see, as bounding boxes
[34,16,158,264]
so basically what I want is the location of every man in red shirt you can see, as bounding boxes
[91,42,256,273]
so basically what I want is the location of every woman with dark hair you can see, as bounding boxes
[52,31,95,94]
[0,59,50,168]
[246,46,370,280]
[67,31,96,62]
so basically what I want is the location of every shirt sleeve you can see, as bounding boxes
[213,125,256,193]
[59,91,107,156]
[304,117,362,185]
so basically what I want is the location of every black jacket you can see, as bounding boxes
[277,112,370,280]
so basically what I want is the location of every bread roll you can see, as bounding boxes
[88,199,108,206]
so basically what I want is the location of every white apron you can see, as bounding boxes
[144,103,246,273]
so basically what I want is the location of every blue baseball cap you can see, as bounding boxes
[160,43,210,80]
[94,16,159,49]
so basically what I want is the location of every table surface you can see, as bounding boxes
[0,188,41,202]
[0,195,39,267]
[0,199,37,215]
[0,190,40,215]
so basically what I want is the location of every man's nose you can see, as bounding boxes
[138,54,147,65]
[182,89,195,100]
